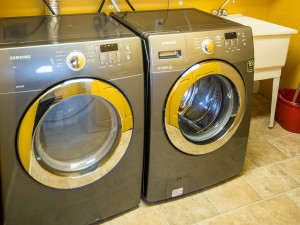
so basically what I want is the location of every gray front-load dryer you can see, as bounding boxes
[0,13,144,224]
[111,8,254,202]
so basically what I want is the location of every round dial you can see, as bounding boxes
[202,39,215,54]
[66,51,86,71]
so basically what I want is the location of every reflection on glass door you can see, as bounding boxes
[178,75,238,143]
[164,61,246,155]
[34,95,120,174]
[18,78,133,189]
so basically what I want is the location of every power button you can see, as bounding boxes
[66,51,86,71]
[202,39,215,55]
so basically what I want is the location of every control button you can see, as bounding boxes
[215,41,222,47]
[117,51,121,58]
[100,53,106,60]
[100,61,105,66]
[202,39,215,54]
[108,53,114,59]
[66,51,86,71]
[125,45,130,51]
[126,53,131,61]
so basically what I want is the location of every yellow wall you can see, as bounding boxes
[260,0,300,98]
[0,0,273,18]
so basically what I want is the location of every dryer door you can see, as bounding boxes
[164,60,246,155]
[17,78,133,189]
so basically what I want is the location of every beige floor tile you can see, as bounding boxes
[286,188,300,207]
[158,192,219,225]
[246,142,288,167]
[242,158,257,172]
[204,177,261,213]
[246,195,300,225]
[268,133,300,157]
[196,207,259,225]
[279,157,300,183]
[252,94,271,107]
[251,104,271,118]
[243,164,299,198]
[248,117,291,143]
[101,203,167,225]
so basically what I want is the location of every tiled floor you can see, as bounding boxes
[100,94,300,225]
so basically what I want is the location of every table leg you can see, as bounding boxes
[269,77,280,128]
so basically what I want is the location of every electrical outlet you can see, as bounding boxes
[109,4,114,9]
[179,0,183,6]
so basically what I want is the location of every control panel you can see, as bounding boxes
[223,31,248,52]
[55,41,133,71]
[99,43,132,67]
[191,30,250,54]
[0,37,142,94]
[150,28,253,72]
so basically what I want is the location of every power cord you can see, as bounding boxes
[97,0,106,12]
[125,0,135,11]
[42,0,56,15]
[158,0,170,25]
[43,0,134,14]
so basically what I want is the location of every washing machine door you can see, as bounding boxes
[164,60,246,155]
[17,78,133,189]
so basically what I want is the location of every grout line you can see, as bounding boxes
[243,157,257,170]
[285,187,300,207]
[266,133,297,158]
[195,185,300,225]
[241,154,300,176]
[277,162,300,186]
[194,155,300,224]
[241,175,264,200]
[155,202,171,225]
[203,191,222,214]
[267,140,291,158]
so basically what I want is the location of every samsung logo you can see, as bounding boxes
[161,41,177,45]
[10,55,31,60]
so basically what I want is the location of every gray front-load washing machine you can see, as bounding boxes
[0,13,144,224]
[111,8,254,202]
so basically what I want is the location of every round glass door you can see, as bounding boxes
[164,61,246,155]
[18,78,133,189]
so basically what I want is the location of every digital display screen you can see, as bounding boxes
[224,32,237,39]
[100,43,118,52]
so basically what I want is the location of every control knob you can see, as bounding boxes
[202,39,215,54]
[66,51,86,71]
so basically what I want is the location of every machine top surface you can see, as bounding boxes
[0,13,136,47]
[111,8,246,36]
